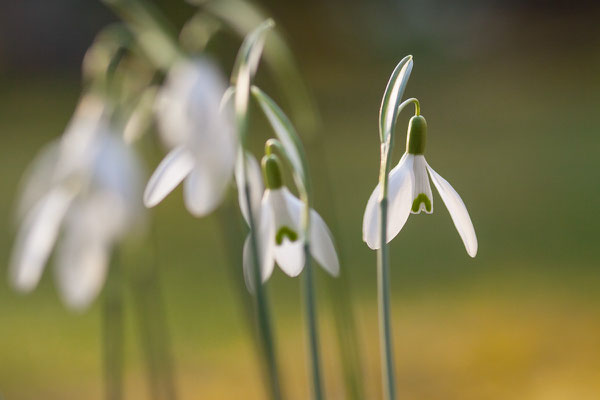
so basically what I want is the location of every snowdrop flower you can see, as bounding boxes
[240,154,339,290]
[10,96,145,310]
[143,58,237,217]
[363,115,478,257]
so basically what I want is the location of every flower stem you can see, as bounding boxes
[376,96,418,400]
[377,197,395,400]
[130,226,178,400]
[302,243,324,400]
[243,183,283,400]
[103,254,124,400]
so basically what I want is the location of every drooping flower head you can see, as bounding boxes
[238,152,339,291]
[143,57,237,217]
[10,95,146,310]
[363,114,478,257]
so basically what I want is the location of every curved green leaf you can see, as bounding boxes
[198,0,320,136]
[250,86,309,193]
[379,55,413,142]
[233,19,274,139]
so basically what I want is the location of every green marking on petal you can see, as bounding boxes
[275,226,298,245]
[412,193,432,213]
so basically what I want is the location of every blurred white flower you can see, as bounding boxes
[362,115,478,257]
[143,58,237,217]
[239,154,339,291]
[10,95,146,310]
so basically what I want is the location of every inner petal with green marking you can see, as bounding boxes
[412,193,432,213]
[275,226,298,245]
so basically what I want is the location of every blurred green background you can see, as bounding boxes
[1,1,600,399]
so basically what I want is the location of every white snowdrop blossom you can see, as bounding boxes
[143,58,237,217]
[363,115,478,257]
[239,154,339,290]
[10,95,145,310]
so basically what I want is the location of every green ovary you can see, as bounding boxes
[412,193,432,213]
[275,226,298,245]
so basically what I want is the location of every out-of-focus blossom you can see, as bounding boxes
[362,115,478,257]
[10,95,146,310]
[240,154,339,291]
[143,58,237,217]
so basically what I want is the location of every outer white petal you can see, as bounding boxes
[308,209,340,276]
[426,163,478,257]
[15,140,61,221]
[242,200,276,291]
[243,235,257,293]
[54,218,110,311]
[235,153,264,224]
[274,240,305,277]
[362,154,413,249]
[10,188,73,292]
[242,230,275,293]
[144,146,194,208]
[183,156,233,217]
[91,134,146,235]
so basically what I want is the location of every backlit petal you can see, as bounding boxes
[363,154,413,249]
[427,163,478,257]
[309,209,340,276]
[54,218,110,311]
[144,146,194,208]
[10,188,73,292]
[235,152,264,224]
[183,155,233,217]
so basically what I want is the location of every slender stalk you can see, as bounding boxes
[377,198,395,400]
[263,127,325,400]
[243,181,283,400]
[103,254,125,400]
[376,97,418,400]
[302,243,324,400]
[216,199,258,344]
[305,137,364,400]
[129,229,178,400]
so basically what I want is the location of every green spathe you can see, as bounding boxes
[262,154,283,189]
[406,115,427,155]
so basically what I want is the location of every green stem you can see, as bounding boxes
[377,96,419,400]
[216,199,258,345]
[130,230,178,400]
[302,243,324,400]
[103,255,125,400]
[377,198,395,400]
[243,181,283,400]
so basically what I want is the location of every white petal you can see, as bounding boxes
[183,156,233,217]
[274,240,305,277]
[54,220,110,310]
[309,209,340,276]
[15,140,61,221]
[242,230,275,293]
[235,152,264,224]
[427,163,478,257]
[144,146,194,208]
[10,189,73,292]
[362,155,413,249]
[243,235,257,293]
